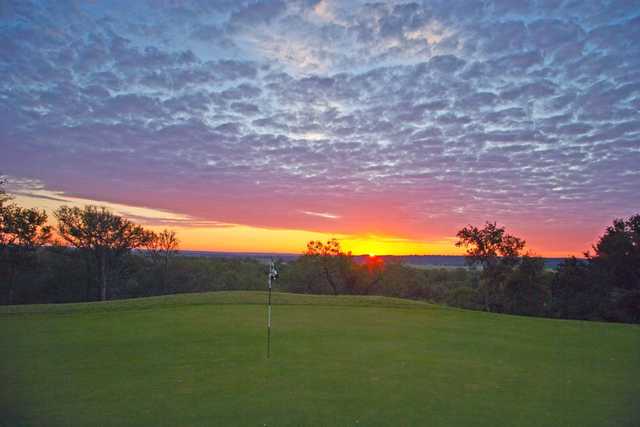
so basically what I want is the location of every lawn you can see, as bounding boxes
[1,291,639,426]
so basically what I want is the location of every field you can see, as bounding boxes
[1,291,639,426]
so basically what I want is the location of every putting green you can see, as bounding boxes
[1,291,639,426]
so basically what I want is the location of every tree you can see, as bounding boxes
[446,286,482,310]
[588,214,640,322]
[456,222,525,269]
[456,222,526,312]
[0,204,51,304]
[147,229,179,294]
[377,262,419,298]
[303,238,352,295]
[549,214,640,323]
[591,215,640,290]
[55,206,152,301]
[0,176,10,207]
[359,255,385,293]
[503,255,549,316]
[551,257,606,320]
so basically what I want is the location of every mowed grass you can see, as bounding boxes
[1,292,639,426]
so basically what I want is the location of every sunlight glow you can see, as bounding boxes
[8,185,586,257]
[340,235,464,256]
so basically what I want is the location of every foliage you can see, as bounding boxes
[456,222,527,312]
[591,214,640,290]
[55,205,153,300]
[0,203,51,303]
[550,257,606,320]
[589,214,640,322]
[146,229,179,294]
[0,189,638,324]
[0,205,51,249]
[549,214,640,323]
[147,229,179,261]
[301,238,353,295]
[553,215,640,323]
[0,176,10,207]
[455,222,526,269]
[294,239,387,296]
[446,286,483,310]
[502,256,551,316]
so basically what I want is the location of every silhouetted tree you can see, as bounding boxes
[446,286,482,310]
[377,262,418,298]
[503,255,549,316]
[589,214,640,322]
[591,215,640,288]
[456,222,526,312]
[550,214,640,322]
[55,206,152,301]
[0,176,10,207]
[356,255,386,295]
[147,229,179,294]
[551,257,606,320]
[0,204,51,303]
[281,255,326,294]
[303,238,351,295]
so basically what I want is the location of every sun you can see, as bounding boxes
[368,252,376,257]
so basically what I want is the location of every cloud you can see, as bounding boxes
[229,0,287,28]
[1,0,639,254]
[300,210,341,219]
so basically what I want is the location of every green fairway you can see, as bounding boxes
[1,291,639,426]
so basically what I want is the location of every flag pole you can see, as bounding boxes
[267,259,272,359]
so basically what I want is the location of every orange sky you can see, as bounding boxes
[9,188,594,257]
[146,224,465,256]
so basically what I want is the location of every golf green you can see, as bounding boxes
[1,291,638,426]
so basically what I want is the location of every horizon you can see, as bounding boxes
[2,1,639,257]
[174,249,577,260]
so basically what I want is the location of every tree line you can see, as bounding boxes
[0,182,178,303]
[1,179,638,323]
[289,218,639,323]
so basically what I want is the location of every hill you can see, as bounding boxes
[1,291,638,426]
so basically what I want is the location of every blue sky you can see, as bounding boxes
[1,0,639,255]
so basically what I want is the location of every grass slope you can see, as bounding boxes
[1,291,639,426]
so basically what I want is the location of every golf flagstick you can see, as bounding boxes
[267,259,278,358]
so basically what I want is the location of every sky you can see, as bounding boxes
[1,0,639,256]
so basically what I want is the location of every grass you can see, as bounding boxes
[1,291,639,426]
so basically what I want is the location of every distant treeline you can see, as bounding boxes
[1,179,638,323]
[177,252,568,270]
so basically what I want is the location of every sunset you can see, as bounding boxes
[3,1,639,257]
[1,1,639,426]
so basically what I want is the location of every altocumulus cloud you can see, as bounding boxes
[0,0,639,251]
